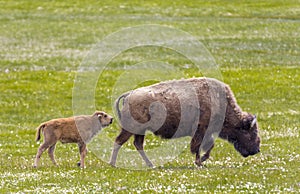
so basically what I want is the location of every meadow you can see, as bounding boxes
[0,0,299,193]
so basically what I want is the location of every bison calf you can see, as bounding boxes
[110,78,260,167]
[34,111,113,168]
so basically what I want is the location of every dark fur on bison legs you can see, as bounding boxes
[111,127,214,168]
[133,134,154,167]
[110,129,154,167]
[195,144,214,166]
[110,129,132,166]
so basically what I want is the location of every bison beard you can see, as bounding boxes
[110,78,260,167]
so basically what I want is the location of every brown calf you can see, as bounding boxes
[34,111,113,168]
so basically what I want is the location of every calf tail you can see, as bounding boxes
[115,92,131,121]
[35,123,46,142]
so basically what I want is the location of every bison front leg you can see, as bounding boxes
[133,135,153,167]
[109,129,133,167]
[190,128,205,166]
[191,127,214,166]
[194,144,214,167]
[191,125,216,166]
[200,144,214,163]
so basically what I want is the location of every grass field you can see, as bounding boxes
[0,0,299,193]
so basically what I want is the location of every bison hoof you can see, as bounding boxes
[195,160,203,167]
[109,161,116,167]
[147,163,154,168]
[200,155,209,163]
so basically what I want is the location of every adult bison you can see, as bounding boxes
[110,78,260,167]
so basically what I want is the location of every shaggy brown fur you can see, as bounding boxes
[110,78,260,167]
[34,111,113,168]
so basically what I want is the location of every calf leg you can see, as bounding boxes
[133,135,153,167]
[34,142,51,168]
[109,129,133,167]
[48,143,57,166]
[77,143,87,168]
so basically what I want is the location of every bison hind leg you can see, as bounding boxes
[109,129,133,167]
[133,135,153,167]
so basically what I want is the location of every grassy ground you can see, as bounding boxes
[0,0,299,193]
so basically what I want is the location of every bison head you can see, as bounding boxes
[225,114,261,157]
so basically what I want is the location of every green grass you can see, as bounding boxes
[0,0,299,193]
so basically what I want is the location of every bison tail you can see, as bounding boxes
[35,123,46,142]
[115,92,131,120]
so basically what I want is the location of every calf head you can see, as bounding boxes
[94,111,113,127]
[228,114,261,157]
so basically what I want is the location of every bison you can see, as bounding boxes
[109,78,260,167]
[34,111,113,168]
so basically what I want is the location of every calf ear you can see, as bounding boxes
[94,111,103,118]
[98,113,104,118]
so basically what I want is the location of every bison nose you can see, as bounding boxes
[251,148,260,155]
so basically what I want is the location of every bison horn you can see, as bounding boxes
[250,116,257,128]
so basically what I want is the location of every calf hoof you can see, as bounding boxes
[77,162,85,168]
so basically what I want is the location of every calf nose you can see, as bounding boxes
[110,118,113,124]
